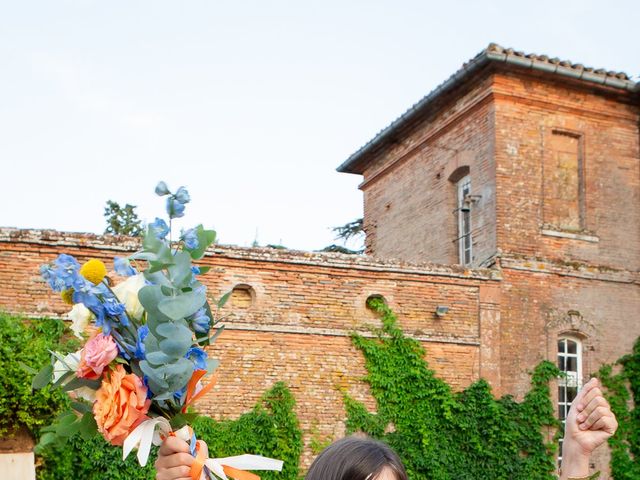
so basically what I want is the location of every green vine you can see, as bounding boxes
[345,298,561,480]
[598,337,640,479]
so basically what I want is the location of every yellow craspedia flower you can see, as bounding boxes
[80,259,107,285]
[60,289,75,305]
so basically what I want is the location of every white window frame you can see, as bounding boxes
[557,336,583,465]
[457,176,472,265]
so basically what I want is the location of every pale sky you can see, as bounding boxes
[1,0,638,251]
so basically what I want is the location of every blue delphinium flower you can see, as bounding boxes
[40,254,82,291]
[190,307,210,333]
[181,228,199,249]
[191,266,201,275]
[174,186,190,204]
[155,181,171,196]
[166,197,186,219]
[173,385,187,402]
[40,265,66,291]
[185,347,208,370]
[104,297,126,317]
[150,217,170,239]
[135,325,149,360]
[114,256,136,276]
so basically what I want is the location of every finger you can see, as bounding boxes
[155,464,192,480]
[159,436,191,456]
[197,440,209,458]
[156,452,195,470]
[575,379,602,411]
[576,394,609,423]
[580,405,611,430]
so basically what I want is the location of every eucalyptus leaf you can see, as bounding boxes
[159,336,192,358]
[189,226,217,260]
[206,358,219,374]
[18,361,38,375]
[78,412,98,439]
[146,350,175,366]
[217,290,232,309]
[167,251,194,289]
[62,377,101,392]
[140,360,169,389]
[57,416,82,437]
[158,289,206,320]
[32,364,53,390]
[51,370,75,389]
[195,266,211,275]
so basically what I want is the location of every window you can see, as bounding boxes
[557,337,583,465]
[230,284,255,309]
[543,130,584,231]
[457,176,472,265]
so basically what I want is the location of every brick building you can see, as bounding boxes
[338,43,640,471]
[1,44,638,476]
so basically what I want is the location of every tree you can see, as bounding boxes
[103,200,143,236]
[320,218,364,254]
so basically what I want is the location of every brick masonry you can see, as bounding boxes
[343,57,640,476]
[0,228,498,468]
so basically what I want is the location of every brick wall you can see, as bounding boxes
[493,70,640,270]
[0,228,496,467]
[361,73,497,267]
[351,62,640,476]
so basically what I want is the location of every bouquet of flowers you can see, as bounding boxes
[33,182,282,479]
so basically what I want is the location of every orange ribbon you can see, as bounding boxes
[190,442,261,480]
[183,369,219,413]
[190,441,207,480]
[222,465,261,480]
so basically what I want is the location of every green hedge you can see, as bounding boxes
[0,313,77,437]
[0,312,302,479]
[37,382,302,480]
[345,299,560,480]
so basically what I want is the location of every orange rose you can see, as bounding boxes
[93,365,151,446]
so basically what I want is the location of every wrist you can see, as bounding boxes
[560,441,591,479]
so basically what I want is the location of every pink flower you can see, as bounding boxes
[77,333,119,380]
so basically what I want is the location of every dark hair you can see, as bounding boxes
[305,436,408,480]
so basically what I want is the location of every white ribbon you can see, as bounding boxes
[122,418,284,478]
[123,417,173,466]
[203,455,284,480]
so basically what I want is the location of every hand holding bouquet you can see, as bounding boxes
[33,182,282,479]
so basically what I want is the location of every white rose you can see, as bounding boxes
[72,387,97,403]
[112,273,146,320]
[52,350,81,383]
[68,304,93,338]
[52,350,97,403]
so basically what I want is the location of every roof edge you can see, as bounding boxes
[338,44,640,175]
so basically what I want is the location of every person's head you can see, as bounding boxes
[305,436,408,480]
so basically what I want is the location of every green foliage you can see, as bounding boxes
[321,217,364,254]
[193,382,302,480]
[104,200,143,236]
[37,382,302,480]
[134,221,219,404]
[344,298,560,480]
[0,313,78,437]
[598,337,640,479]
